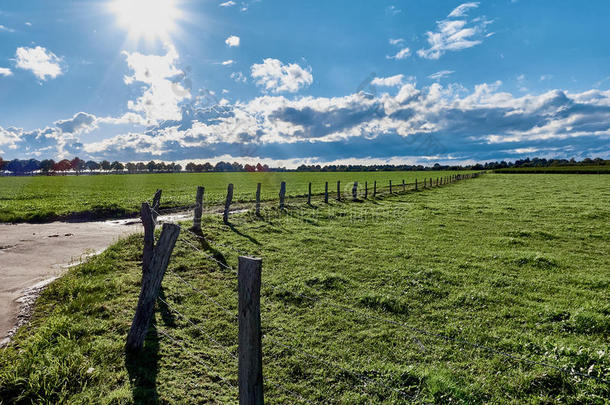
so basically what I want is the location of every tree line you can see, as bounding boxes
[0,155,607,176]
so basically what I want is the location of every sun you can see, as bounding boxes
[109,0,182,42]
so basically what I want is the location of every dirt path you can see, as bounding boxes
[0,218,146,344]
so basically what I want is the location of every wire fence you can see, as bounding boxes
[129,172,608,403]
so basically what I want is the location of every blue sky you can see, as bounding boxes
[0,0,609,167]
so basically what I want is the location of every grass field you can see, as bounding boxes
[0,171,470,223]
[1,174,608,403]
[494,165,610,174]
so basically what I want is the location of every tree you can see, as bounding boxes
[23,159,41,174]
[70,157,86,174]
[100,160,111,173]
[54,159,72,174]
[147,161,156,173]
[85,160,100,173]
[40,159,55,175]
[0,157,4,172]
[126,162,137,174]
[244,164,256,172]
[185,162,196,172]
[203,162,213,172]
[174,164,182,172]
[136,162,146,172]
[7,159,25,174]
[111,161,124,173]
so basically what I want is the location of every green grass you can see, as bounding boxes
[0,171,469,223]
[495,165,610,174]
[1,174,608,404]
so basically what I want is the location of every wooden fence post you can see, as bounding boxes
[192,186,205,233]
[337,181,341,201]
[402,179,406,192]
[424,178,427,188]
[364,181,368,199]
[389,180,392,194]
[307,183,312,205]
[223,184,234,224]
[324,182,329,203]
[255,183,261,216]
[279,181,286,209]
[373,181,377,197]
[127,223,181,352]
[141,203,155,273]
[352,182,358,201]
[238,256,264,405]
[415,179,418,191]
[152,189,162,222]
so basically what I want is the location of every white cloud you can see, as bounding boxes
[219,0,236,6]
[417,3,492,60]
[387,47,411,60]
[231,71,247,83]
[386,5,401,15]
[428,70,454,80]
[122,44,190,124]
[25,22,32,27]
[222,59,235,66]
[0,67,12,77]
[54,112,97,134]
[14,46,63,80]
[0,24,15,33]
[540,74,553,81]
[389,38,405,46]
[251,58,313,93]
[448,2,480,18]
[225,35,240,47]
[371,74,405,87]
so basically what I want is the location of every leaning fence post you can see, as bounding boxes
[337,181,341,201]
[364,181,368,199]
[152,189,162,222]
[192,186,205,233]
[141,203,155,273]
[255,183,261,216]
[324,182,329,203]
[223,184,234,224]
[279,181,286,209]
[127,223,181,352]
[238,256,264,405]
[352,182,358,200]
[307,183,312,205]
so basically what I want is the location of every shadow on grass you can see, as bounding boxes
[227,223,261,246]
[125,287,176,404]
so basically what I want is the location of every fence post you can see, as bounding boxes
[424,178,427,188]
[141,203,155,273]
[337,181,341,201]
[238,256,264,405]
[192,186,205,233]
[255,183,261,216]
[279,181,286,209]
[352,182,358,200]
[127,223,181,352]
[402,179,406,192]
[364,181,368,199]
[223,184,234,224]
[152,189,162,222]
[415,179,418,191]
[373,181,377,197]
[389,180,392,194]
[307,183,312,205]
[324,182,329,203]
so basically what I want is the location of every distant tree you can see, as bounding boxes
[54,159,72,174]
[85,160,100,173]
[256,163,264,172]
[156,162,167,172]
[203,162,213,172]
[100,160,111,173]
[231,162,244,172]
[70,157,86,174]
[174,164,182,172]
[111,161,124,173]
[0,157,4,172]
[147,161,156,173]
[185,162,196,172]
[40,159,55,175]
[23,159,41,174]
[136,162,146,172]
[215,161,233,172]
[6,159,24,174]
[125,162,137,174]
[244,164,256,172]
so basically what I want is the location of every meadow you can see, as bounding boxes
[494,165,610,174]
[0,173,608,403]
[0,171,470,223]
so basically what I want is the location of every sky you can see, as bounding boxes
[0,0,609,167]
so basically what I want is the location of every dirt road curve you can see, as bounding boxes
[0,219,142,343]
